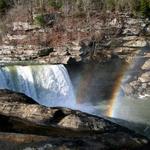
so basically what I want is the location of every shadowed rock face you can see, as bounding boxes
[0,89,38,104]
[0,89,149,150]
[66,59,125,103]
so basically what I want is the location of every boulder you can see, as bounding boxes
[37,47,53,57]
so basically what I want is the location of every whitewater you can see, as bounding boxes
[0,65,76,108]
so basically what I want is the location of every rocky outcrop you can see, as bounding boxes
[0,89,38,104]
[0,89,129,133]
[0,89,149,149]
[122,44,150,98]
[0,45,54,64]
[0,13,149,65]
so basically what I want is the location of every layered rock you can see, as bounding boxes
[0,14,149,99]
[122,44,150,98]
[1,12,149,99]
[0,13,149,64]
[0,89,149,150]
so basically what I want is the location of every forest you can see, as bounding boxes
[0,0,150,17]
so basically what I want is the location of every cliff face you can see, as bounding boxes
[0,12,150,98]
[0,12,149,65]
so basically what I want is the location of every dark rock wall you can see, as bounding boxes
[66,58,124,104]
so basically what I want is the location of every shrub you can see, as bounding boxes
[48,0,63,10]
[128,0,140,15]
[73,12,86,18]
[140,0,150,17]
[34,14,46,27]
[0,0,7,12]
[105,0,116,11]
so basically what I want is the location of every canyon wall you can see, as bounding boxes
[0,12,150,98]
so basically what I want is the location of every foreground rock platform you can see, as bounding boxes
[0,89,149,150]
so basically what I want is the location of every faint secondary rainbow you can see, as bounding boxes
[76,63,96,103]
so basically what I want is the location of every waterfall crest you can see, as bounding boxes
[0,65,76,108]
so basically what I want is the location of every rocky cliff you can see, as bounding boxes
[0,12,149,98]
[0,12,149,65]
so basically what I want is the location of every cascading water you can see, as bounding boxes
[0,65,76,109]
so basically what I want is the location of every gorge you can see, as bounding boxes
[0,0,150,149]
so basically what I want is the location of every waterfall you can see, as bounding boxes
[0,65,76,108]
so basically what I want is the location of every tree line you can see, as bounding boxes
[0,0,150,17]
